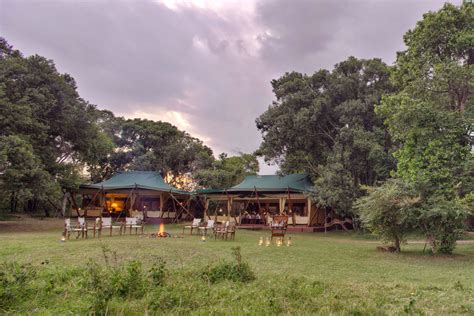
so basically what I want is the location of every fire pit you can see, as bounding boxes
[149,223,171,238]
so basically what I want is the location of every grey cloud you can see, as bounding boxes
[256,0,451,74]
[0,0,454,173]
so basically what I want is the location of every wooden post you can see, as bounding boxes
[226,194,233,222]
[287,187,295,226]
[204,197,210,220]
[324,207,327,233]
[254,187,261,211]
[100,186,105,217]
[307,197,312,227]
[159,193,164,218]
[279,197,286,215]
[70,192,80,217]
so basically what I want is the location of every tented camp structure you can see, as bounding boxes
[198,174,326,228]
[77,171,192,223]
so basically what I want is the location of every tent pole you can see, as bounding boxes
[169,191,193,220]
[288,187,295,227]
[225,190,232,223]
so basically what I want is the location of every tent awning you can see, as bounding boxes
[79,171,188,195]
[227,174,314,193]
[195,173,314,195]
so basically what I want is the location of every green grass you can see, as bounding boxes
[0,221,473,315]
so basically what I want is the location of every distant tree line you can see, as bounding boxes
[256,3,473,254]
[0,38,258,215]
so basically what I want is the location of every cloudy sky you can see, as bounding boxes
[0,0,454,173]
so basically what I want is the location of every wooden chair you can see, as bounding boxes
[213,221,231,240]
[99,217,123,237]
[198,220,215,236]
[77,217,97,239]
[64,218,84,239]
[125,217,144,235]
[225,222,236,240]
[183,218,202,235]
[270,215,288,241]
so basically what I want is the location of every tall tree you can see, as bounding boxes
[376,3,473,254]
[92,117,215,187]
[194,153,259,189]
[256,57,395,217]
[0,38,114,213]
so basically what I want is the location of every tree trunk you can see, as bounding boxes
[428,235,437,254]
[44,203,50,217]
[61,192,70,217]
[394,236,401,252]
[10,191,16,212]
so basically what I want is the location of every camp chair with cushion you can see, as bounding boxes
[99,217,123,237]
[198,220,215,236]
[125,217,144,235]
[213,221,230,240]
[270,215,288,241]
[225,222,236,240]
[183,218,202,235]
[64,218,85,239]
[78,217,97,239]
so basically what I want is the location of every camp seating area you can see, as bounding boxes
[213,221,236,240]
[178,219,236,240]
[63,216,144,239]
[198,219,215,235]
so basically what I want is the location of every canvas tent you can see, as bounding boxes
[77,171,191,223]
[198,174,325,227]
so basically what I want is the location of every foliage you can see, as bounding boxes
[378,95,471,198]
[256,57,395,216]
[377,3,473,254]
[355,179,420,252]
[0,262,37,310]
[0,38,112,214]
[201,246,255,283]
[415,197,470,254]
[193,153,259,189]
[392,3,473,114]
[0,38,258,213]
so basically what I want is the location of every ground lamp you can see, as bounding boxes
[258,236,263,246]
[265,237,271,247]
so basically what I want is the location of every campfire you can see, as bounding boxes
[149,223,170,238]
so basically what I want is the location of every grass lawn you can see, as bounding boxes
[0,218,473,315]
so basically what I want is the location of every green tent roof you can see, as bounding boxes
[196,173,314,194]
[228,173,313,193]
[80,171,187,194]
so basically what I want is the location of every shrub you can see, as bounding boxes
[81,260,114,313]
[201,247,255,283]
[355,179,420,252]
[0,262,36,310]
[113,260,147,299]
[149,257,167,287]
[416,197,469,254]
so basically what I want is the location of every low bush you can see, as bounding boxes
[201,246,256,283]
[0,262,37,310]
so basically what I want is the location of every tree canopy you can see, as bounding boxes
[256,57,395,217]
[0,38,258,214]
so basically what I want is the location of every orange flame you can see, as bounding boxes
[159,223,165,235]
